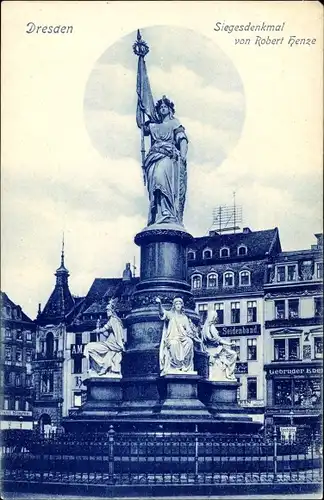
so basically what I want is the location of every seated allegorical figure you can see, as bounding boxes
[156,296,202,376]
[202,310,237,381]
[83,298,125,377]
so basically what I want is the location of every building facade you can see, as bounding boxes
[32,249,79,432]
[187,227,282,424]
[264,234,323,431]
[0,292,36,429]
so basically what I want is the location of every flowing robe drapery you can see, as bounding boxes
[84,315,125,375]
[144,118,188,226]
[203,322,237,381]
[159,309,195,375]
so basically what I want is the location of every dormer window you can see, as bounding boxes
[223,271,234,287]
[238,245,247,256]
[220,247,230,258]
[203,248,212,259]
[239,270,251,286]
[191,274,202,289]
[207,273,218,288]
[188,250,196,260]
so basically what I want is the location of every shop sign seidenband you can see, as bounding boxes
[218,324,261,336]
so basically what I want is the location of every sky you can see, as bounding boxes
[2,5,323,319]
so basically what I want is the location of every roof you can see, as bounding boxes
[71,277,140,325]
[189,228,281,264]
[0,291,33,323]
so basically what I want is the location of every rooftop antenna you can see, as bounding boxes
[211,195,243,235]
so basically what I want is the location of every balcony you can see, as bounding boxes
[36,351,63,361]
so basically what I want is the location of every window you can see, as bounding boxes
[73,357,83,374]
[26,375,32,387]
[274,380,292,406]
[25,401,30,411]
[238,245,247,256]
[277,266,286,282]
[239,271,251,286]
[274,339,286,361]
[4,397,9,410]
[15,374,22,386]
[5,329,12,339]
[288,299,299,319]
[188,251,195,260]
[16,330,23,341]
[16,350,22,362]
[214,303,224,324]
[231,302,240,324]
[198,303,208,323]
[203,249,212,259]
[46,332,54,358]
[26,350,32,362]
[26,331,32,341]
[90,331,97,342]
[5,347,11,361]
[192,275,202,289]
[316,262,323,279]
[41,372,54,393]
[314,297,323,317]
[224,272,234,287]
[314,337,323,359]
[247,378,257,400]
[207,273,218,288]
[275,300,285,319]
[247,301,257,323]
[14,398,20,411]
[287,265,297,281]
[288,338,300,360]
[73,393,82,407]
[220,247,230,258]
[294,379,321,407]
[247,338,257,360]
[230,339,240,360]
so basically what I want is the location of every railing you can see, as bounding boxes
[0,427,322,490]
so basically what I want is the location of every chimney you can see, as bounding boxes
[122,263,132,281]
[243,227,252,234]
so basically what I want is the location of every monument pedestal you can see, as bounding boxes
[120,223,208,416]
[159,374,210,417]
[73,377,122,417]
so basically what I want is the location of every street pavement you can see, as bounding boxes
[1,494,323,500]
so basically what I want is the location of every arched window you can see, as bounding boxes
[239,270,251,286]
[203,248,212,259]
[220,247,230,258]
[188,250,196,260]
[45,332,54,358]
[223,271,234,287]
[191,274,202,289]
[207,273,218,288]
[238,245,247,256]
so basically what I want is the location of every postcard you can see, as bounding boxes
[1,1,323,498]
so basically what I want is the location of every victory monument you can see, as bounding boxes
[64,30,258,433]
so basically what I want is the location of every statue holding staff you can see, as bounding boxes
[133,31,188,226]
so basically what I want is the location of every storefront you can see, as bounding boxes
[265,362,322,431]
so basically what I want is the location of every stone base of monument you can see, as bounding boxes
[157,374,210,416]
[75,377,122,417]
